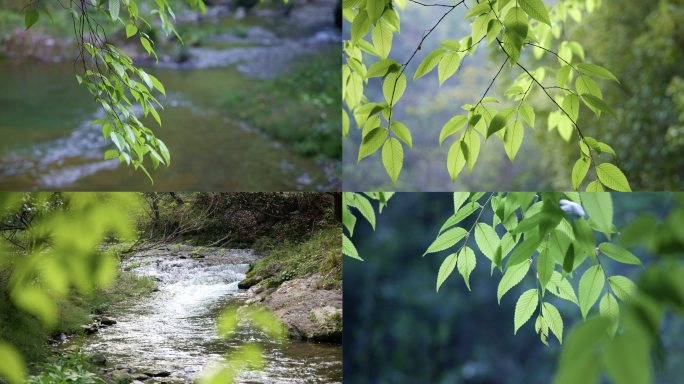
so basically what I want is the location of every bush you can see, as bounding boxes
[27,350,104,384]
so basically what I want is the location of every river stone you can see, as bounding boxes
[131,374,149,380]
[101,316,117,325]
[88,353,107,365]
[110,370,132,383]
[144,371,170,378]
[65,345,80,353]
[247,284,266,296]
[80,324,98,335]
[237,275,263,289]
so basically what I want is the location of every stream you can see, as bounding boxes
[0,1,339,191]
[76,249,342,383]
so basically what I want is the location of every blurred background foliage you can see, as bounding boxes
[343,193,684,383]
[343,0,684,191]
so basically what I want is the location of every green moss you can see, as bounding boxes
[124,262,141,271]
[246,226,342,289]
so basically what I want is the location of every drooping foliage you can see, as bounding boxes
[343,0,631,191]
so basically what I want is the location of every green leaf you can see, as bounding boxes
[598,243,642,266]
[0,343,26,384]
[104,150,119,161]
[414,48,446,81]
[518,0,551,26]
[424,227,468,256]
[342,109,349,138]
[481,97,499,104]
[148,74,166,97]
[514,289,539,334]
[580,192,612,240]
[608,276,638,303]
[486,19,502,46]
[603,330,652,384]
[439,40,461,51]
[366,0,384,24]
[439,116,468,145]
[502,7,528,66]
[557,65,572,88]
[351,11,372,46]
[38,5,53,22]
[462,130,480,172]
[475,223,500,261]
[342,203,356,237]
[382,138,403,185]
[539,199,565,238]
[537,248,555,296]
[366,58,400,78]
[503,120,524,163]
[586,180,605,192]
[343,234,362,260]
[438,51,464,86]
[562,94,580,122]
[498,260,530,304]
[518,104,535,128]
[546,271,579,305]
[509,214,539,235]
[352,193,376,230]
[126,24,139,38]
[436,253,458,292]
[569,42,585,61]
[447,139,466,182]
[581,93,618,121]
[372,20,393,59]
[571,218,595,258]
[505,85,524,95]
[383,72,406,105]
[390,121,412,149]
[12,286,56,327]
[486,107,515,139]
[357,126,386,163]
[599,293,619,338]
[383,8,401,32]
[562,243,575,275]
[577,63,619,83]
[438,202,480,235]
[457,246,477,290]
[542,302,564,344]
[453,192,469,212]
[506,234,541,270]
[24,10,39,30]
[579,265,605,320]
[109,0,120,21]
[464,1,493,20]
[596,163,631,191]
[472,13,494,43]
[572,157,590,190]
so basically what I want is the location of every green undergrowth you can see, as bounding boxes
[222,46,341,162]
[27,349,103,383]
[0,267,155,370]
[245,226,342,290]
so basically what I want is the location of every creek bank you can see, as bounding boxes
[239,273,342,343]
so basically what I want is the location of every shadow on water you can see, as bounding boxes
[75,251,342,383]
[0,5,339,191]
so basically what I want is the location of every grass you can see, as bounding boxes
[222,46,341,162]
[245,226,342,290]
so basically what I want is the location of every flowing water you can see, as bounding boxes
[0,7,339,191]
[78,250,342,383]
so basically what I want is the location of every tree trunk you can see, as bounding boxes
[329,192,342,223]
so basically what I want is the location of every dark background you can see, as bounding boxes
[343,193,684,383]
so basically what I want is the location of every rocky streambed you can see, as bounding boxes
[60,245,342,383]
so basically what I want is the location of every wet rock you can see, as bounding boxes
[65,345,80,353]
[80,324,98,334]
[110,370,132,383]
[131,374,149,380]
[246,284,266,296]
[88,353,107,365]
[132,381,145,384]
[144,371,171,378]
[238,275,263,289]
[101,316,117,325]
